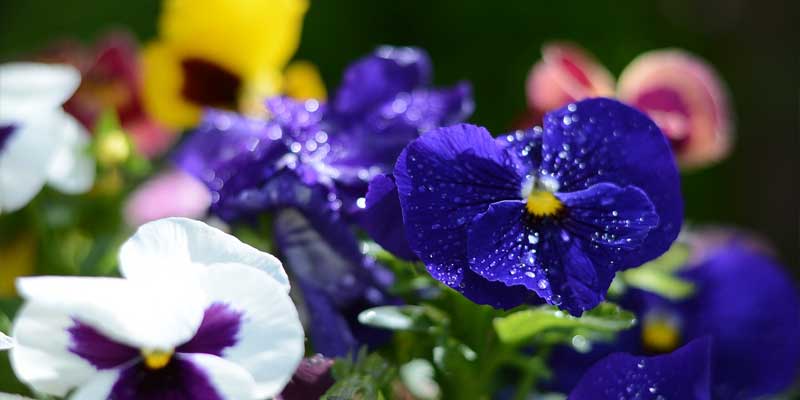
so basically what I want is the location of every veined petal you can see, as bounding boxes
[119,217,289,290]
[0,63,80,120]
[541,98,682,267]
[46,111,96,194]
[568,338,712,400]
[190,263,304,399]
[394,124,523,296]
[466,200,611,314]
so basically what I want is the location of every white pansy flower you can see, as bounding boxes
[10,218,304,400]
[0,63,95,213]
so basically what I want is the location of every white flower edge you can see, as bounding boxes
[0,63,95,213]
[119,217,290,291]
[10,218,303,399]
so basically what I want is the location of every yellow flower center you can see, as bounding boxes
[526,190,563,217]
[641,318,680,354]
[142,349,173,370]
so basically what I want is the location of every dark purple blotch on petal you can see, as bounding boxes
[110,356,222,400]
[177,302,243,356]
[568,337,712,400]
[0,124,16,153]
[68,319,139,370]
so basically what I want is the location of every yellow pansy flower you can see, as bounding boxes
[142,0,310,129]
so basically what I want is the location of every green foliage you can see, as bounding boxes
[620,243,695,301]
[493,303,637,347]
[322,348,397,400]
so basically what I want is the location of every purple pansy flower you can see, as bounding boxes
[9,218,304,400]
[393,98,682,315]
[568,337,712,400]
[175,46,469,356]
[548,234,800,399]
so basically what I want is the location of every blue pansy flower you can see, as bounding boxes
[568,337,712,400]
[175,46,471,356]
[548,233,800,399]
[393,98,683,315]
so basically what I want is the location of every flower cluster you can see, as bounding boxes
[0,2,798,400]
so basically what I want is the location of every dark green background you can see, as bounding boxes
[1,0,798,273]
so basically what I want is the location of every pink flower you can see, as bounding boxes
[124,169,211,227]
[525,43,733,169]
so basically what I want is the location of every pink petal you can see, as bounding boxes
[618,49,733,169]
[124,169,211,227]
[525,42,615,113]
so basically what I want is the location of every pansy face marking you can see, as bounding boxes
[395,98,683,315]
[11,218,304,400]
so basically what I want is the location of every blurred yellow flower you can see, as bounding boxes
[142,0,310,129]
[0,234,36,297]
[284,61,327,100]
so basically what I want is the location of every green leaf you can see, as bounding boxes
[323,349,396,400]
[621,243,695,300]
[621,266,695,301]
[358,305,449,333]
[493,303,636,346]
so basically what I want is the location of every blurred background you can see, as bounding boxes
[1,0,797,273]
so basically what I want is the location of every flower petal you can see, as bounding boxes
[0,115,61,213]
[0,63,80,119]
[332,46,432,115]
[118,217,289,291]
[525,43,614,113]
[179,353,258,400]
[679,246,800,398]
[45,111,96,194]
[394,124,523,297]
[14,276,205,351]
[278,355,335,400]
[191,263,304,399]
[108,354,256,400]
[69,370,118,400]
[361,174,416,260]
[542,98,683,268]
[10,302,98,396]
[123,169,212,227]
[274,206,397,355]
[618,50,732,168]
[568,337,712,400]
[466,200,610,314]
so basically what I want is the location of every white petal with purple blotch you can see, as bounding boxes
[194,263,305,399]
[180,353,258,400]
[15,276,205,351]
[10,303,100,396]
